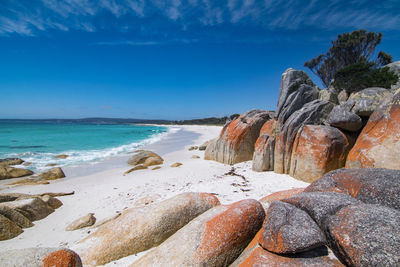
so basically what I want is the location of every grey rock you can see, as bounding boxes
[283,192,361,227]
[0,197,54,221]
[346,87,393,117]
[276,68,315,119]
[305,168,400,210]
[326,204,400,267]
[274,99,335,174]
[0,213,23,240]
[204,109,270,165]
[386,61,400,91]
[337,90,348,105]
[278,84,319,124]
[259,201,326,254]
[0,247,58,267]
[0,205,33,228]
[319,89,339,104]
[0,158,24,166]
[326,105,363,132]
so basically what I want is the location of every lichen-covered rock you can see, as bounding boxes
[66,213,96,231]
[386,61,400,91]
[0,248,58,266]
[252,119,278,172]
[0,205,33,228]
[289,125,349,182]
[344,87,392,117]
[346,91,400,169]
[282,192,361,227]
[259,188,305,205]
[319,89,339,104]
[75,192,220,266]
[0,166,33,180]
[231,244,344,267]
[0,214,23,240]
[274,100,334,174]
[127,150,163,166]
[276,68,315,118]
[305,168,400,210]
[259,201,325,254]
[205,110,271,165]
[326,105,363,132]
[42,249,83,267]
[38,167,65,180]
[131,199,265,267]
[0,158,24,166]
[326,204,400,267]
[0,197,54,221]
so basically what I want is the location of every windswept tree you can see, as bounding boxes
[304,30,393,88]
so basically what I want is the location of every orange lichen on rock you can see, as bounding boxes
[259,188,305,204]
[42,249,82,267]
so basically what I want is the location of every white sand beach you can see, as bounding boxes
[0,125,308,265]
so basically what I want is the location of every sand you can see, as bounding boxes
[0,125,309,265]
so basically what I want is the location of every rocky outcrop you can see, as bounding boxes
[326,105,363,132]
[319,89,339,104]
[346,90,400,169]
[289,125,349,182]
[252,119,278,172]
[259,188,304,206]
[0,214,23,241]
[325,204,400,266]
[276,68,315,118]
[42,249,83,267]
[131,199,265,267]
[75,192,220,266]
[38,167,65,180]
[0,205,33,228]
[274,100,334,174]
[305,168,400,210]
[0,158,24,166]
[0,166,33,180]
[0,197,54,221]
[127,150,163,166]
[344,87,392,117]
[66,213,96,231]
[205,110,271,165]
[386,61,400,90]
[259,201,325,254]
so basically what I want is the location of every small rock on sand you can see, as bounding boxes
[170,162,182,168]
[192,155,200,159]
[66,213,96,231]
[124,164,147,175]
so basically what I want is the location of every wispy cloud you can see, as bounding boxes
[0,0,399,37]
[93,38,199,46]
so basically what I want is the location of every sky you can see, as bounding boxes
[0,0,399,120]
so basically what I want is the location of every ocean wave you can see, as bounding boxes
[5,126,181,172]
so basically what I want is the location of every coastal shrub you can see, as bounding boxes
[333,62,399,93]
[304,29,393,87]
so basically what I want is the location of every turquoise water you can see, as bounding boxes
[0,121,168,171]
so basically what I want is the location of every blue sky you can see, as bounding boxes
[1,0,399,120]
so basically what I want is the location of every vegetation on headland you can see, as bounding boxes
[304,29,398,93]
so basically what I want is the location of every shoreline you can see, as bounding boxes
[0,125,308,265]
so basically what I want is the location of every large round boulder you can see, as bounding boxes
[127,150,163,166]
[326,105,363,132]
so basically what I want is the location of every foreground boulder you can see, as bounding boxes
[0,248,58,266]
[274,100,334,174]
[326,105,363,132]
[0,166,33,180]
[0,205,33,228]
[326,204,400,266]
[346,90,400,169]
[205,110,271,164]
[127,150,163,166]
[0,214,23,240]
[344,87,392,117]
[289,125,349,182]
[0,197,54,221]
[0,158,24,166]
[131,199,265,267]
[75,192,220,266]
[252,119,278,172]
[259,201,325,254]
[38,167,65,180]
[42,249,83,267]
[305,168,400,210]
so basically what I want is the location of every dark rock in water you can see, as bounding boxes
[344,87,392,117]
[326,105,363,132]
[282,192,361,227]
[0,158,24,166]
[278,84,319,125]
[54,154,68,159]
[204,109,271,165]
[274,99,334,174]
[259,201,326,254]
[305,168,400,210]
[346,90,400,170]
[325,204,400,267]
[0,166,33,180]
[276,68,315,118]
[0,214,23,241]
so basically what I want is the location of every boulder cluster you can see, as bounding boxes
[205,64,400,182]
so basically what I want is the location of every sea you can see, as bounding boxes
[0,121,171,173]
